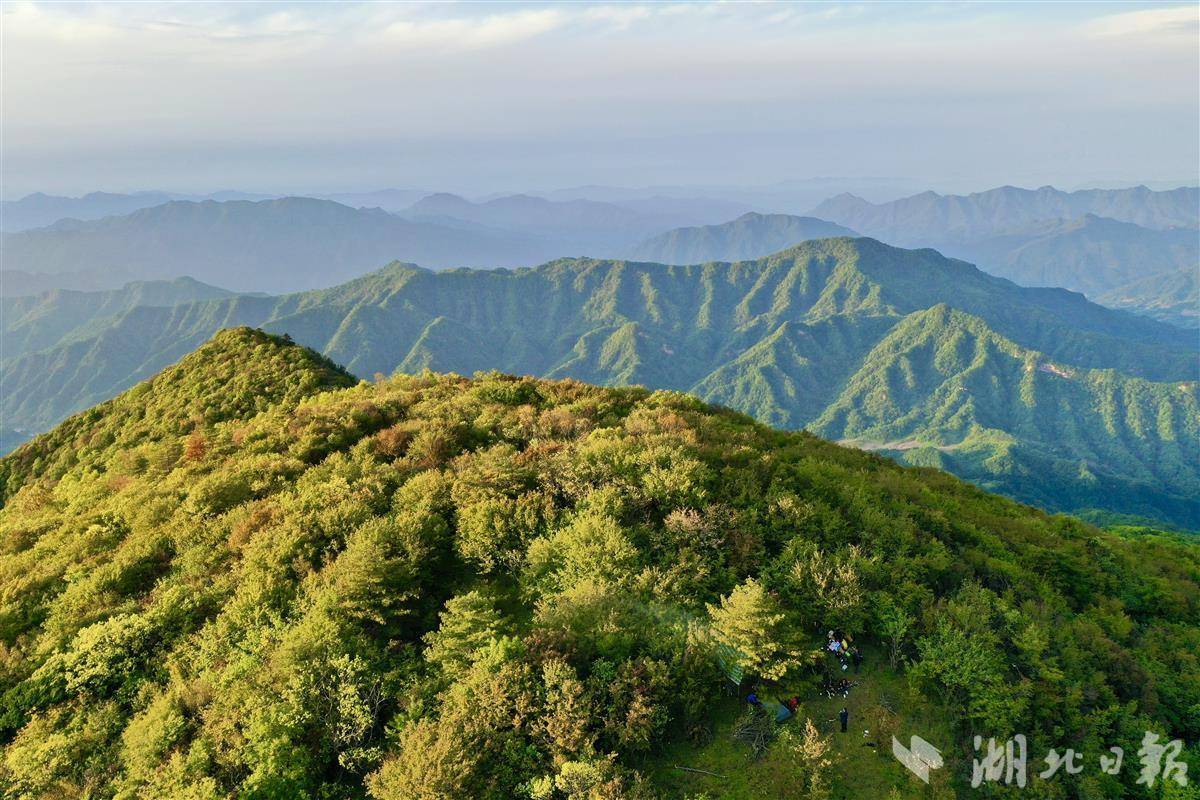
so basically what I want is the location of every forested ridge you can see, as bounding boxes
[4,238,1197,529]
[0,328,1195,799]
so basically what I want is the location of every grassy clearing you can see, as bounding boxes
[647,649,958,799]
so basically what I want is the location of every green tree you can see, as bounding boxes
[776,717,834,800]
[423,591,506,680]
[876,595,915,669]
[707,579,801,681]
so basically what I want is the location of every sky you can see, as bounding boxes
[2,1,1198,198]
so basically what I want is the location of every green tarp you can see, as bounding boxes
[715,643,745,686]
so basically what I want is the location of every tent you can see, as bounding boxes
[715,643,746,687]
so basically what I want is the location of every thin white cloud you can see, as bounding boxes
[1082,5,1198,39]
[373,8,566,51]
[3,3,569,55]
[579,4,655,30]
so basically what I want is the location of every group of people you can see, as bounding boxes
[826,630,861,734]
[826,630,862,673]
[739,630,867,737]
[822,675,858,699]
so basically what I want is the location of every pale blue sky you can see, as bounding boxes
[3,1,1197,196]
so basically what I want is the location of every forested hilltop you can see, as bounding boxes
[4,238,1197,529]
[0,329,1195,799]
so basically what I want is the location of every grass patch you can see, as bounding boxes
[647,650,958,798]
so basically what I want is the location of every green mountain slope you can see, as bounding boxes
[3,238,1196,526]
[1096,268,1199,329]
[811,305,1199,524]
[0,336,1195,799]
[629,212,857,264]
[1,277,235,360]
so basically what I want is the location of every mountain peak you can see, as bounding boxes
[412,192,470,206]
[825,191,871,205]
[0,327,355,500]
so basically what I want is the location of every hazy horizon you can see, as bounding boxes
[6,177,1200,207]
[4,1,1198,198]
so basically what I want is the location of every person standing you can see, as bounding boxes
[851,646,863,673]
[839,707,849,733]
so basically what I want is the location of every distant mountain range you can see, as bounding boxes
[538,176,927,213]
[629,212,857,263]
[3,238,1195,527]
[0,191,177,232]
[400,192,679,253]
[624,187,1197,325]
[0,268,145,297]
[0,197,560,293]
[948,213,1198,297]
[810,185,1200,242]
[0,190,278,232]
[8,183,1194,304]
[809,186,1199,319]
[315,187,432,212]
[1,191,760,295]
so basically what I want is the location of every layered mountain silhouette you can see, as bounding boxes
[629,212,857,264]
[401,192,721,253]
[810,184,1200,242]
[0,191,176,232]
[2,192,754,295]
[937,214,1198,297]
[622,188,1199,315]
[650,185,1200,326]
[0,197,558,293]
[0,190,278,232]
[3,237,1195,526]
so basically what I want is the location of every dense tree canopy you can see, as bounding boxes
[0,328,1195,798]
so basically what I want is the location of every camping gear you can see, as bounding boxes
[716,643,746,687]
